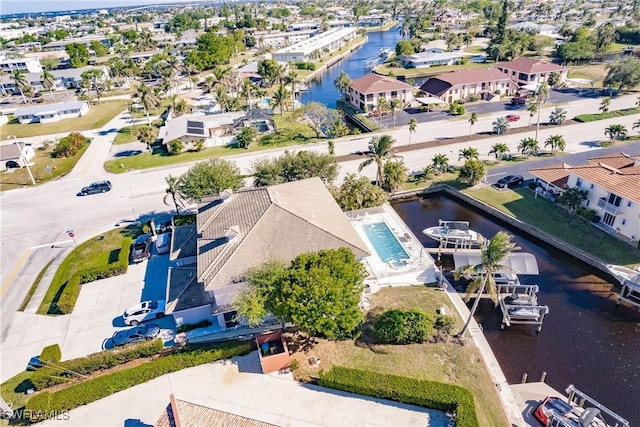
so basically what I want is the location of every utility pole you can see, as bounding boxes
[8,135,35,185]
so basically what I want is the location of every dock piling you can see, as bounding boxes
[521,373,528,384]
[540,371,547,382]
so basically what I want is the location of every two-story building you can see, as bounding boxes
[529,152,640,242]
[347,73,415,111]
[419,67,518,103]
[272,27,357,63]
[0,57,42,73]
[495,57,568,86]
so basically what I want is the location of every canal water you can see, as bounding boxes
[300,28,403,108]
[393,194,640,425]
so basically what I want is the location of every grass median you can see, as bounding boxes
[465,187,640,266]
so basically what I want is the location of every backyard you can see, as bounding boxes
[0,100,128,138]
[465,186,640,267]
[291,286,508,427]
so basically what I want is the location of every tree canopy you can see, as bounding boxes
[331,174,387,211]
[184,32,243,70]
[604,59,640,91]
[252,150,338,186]
[457,159,486,186]
[65,43,89,68]
[178,158,243,201]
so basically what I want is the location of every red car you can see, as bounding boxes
[505,114,521,122]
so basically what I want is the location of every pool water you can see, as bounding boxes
[363,222,409,263]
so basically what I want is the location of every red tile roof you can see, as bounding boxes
[418,67,516,96]
[350,73,414,94]
[496,57,567,74]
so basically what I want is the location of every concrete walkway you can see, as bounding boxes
[38,352,451,427]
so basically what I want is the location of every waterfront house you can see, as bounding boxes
[495,57,568,86]
[165,178,370,328]
[14,101,90,124]
[158,111,245,150]
[0,142,35,171]
[254,30,316,49]
[397,52,464,69]
[419,67,518,103]
[347,73,415,111]
[272,27,357,63]
[529,152,640,242]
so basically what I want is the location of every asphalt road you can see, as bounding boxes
[1,92,639,339]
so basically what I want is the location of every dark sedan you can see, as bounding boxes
[494,175,524,188]
[112,323,160,346]
[131,234,152,263]
[79,181,112,196]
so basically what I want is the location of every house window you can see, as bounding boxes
[576,178,582,188]
[589,183,593,189]
[607,193,622,207]
[602,212,616,227]
[628,201,632,207]
[391,91,397,97]
[223,311,239,328]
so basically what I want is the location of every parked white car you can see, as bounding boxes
[123,300,166,326]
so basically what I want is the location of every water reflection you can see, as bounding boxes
[393,193,640,424]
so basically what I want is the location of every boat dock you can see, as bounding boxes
[497,284,549,332]
[607,265,640,309]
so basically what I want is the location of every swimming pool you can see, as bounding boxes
[362,222,410,263]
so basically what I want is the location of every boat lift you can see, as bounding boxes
[548,385,630,427]
[606,265,640,309]
[498,284,549,332]
[364,57,379,71]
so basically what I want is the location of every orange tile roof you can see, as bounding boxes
[350,73,414,94]
[496,57,567,74]
[529,163,571,187]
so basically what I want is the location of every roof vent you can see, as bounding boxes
[220,189,233,202]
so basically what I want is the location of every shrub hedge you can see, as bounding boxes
[26,341,253,418]
[40,344,61,363]
[177,319,213,333]
[319,367,479,427]
[30,339,164,391]
[374,309,434,344]
[52,237,132,314]
[574,107,640,123]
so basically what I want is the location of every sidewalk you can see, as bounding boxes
[23,246,73,314]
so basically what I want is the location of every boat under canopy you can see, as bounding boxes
[452,252,540,275]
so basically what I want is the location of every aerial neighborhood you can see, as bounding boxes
[1,0,640,426]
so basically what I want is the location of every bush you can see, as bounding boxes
[169,139,184,155]
[373,309,434,344]
[467,94,480,102]
[574,107,640,123]
[52,132,88,158]
[26,341,252,415]
[448,103,465,115]
[52,274,81,314]
[294,62,316,70]
[177,319,213,333]
[40,345,61,363]
[319,367,479,427]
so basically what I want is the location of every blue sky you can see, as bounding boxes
[1,0,196,15]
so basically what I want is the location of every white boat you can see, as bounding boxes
[423,220,482,246]
[379,47,392,58]
[606,264,640,308]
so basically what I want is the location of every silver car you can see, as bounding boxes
[123,300,166,326]
[112,324,160,346]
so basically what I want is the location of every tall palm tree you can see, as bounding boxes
[358,135,401,186]
[492,117,509,134]
[285,64,298,111]
[599,97,611,113]
[163,175,186,214]
[549,107,567,125]
[376,97,389,118]
[22,84,36,103]
[489,143,509,162]
[431,153,449,175]
[527,102,537,126]
[604,124,627,144]
[333,71,351,101]
[544,135,566,154]
[458,146,479,161]
[454,231,518,336]
[408,118,417,146]
[517,137,540,158]
[270,84,289,115]
[390,98,402,128]
[241,79,257,110]
[41,70,56,101]
[468,112,478,136]
[11,69,28,104]
[134,83,160,126]
[633,119,640,133]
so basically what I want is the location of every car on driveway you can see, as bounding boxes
[123,300,166,326]
[131,234,152,263]
[505,114,521,122]
[494,174,524,188]
[112,323,160,346]
[510,96,527,105]
[79,181,112,196]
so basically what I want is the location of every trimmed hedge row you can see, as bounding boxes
[26,341,252,418]
[574,107,640,122]
[40,344,61,363]
[53,237,132,314]
[319,367,479,427]
[30,339,164,390]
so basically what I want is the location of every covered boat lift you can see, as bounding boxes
[452,252,540,275]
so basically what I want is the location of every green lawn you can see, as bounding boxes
[0,100,127,138]
[37,226,141,315]
[567,64,607,87]
[403,172,462,191]
[0,143,89,191]
[465,187,640,266]
[292,286,508,427]
[376,60,495,78]
[113,122,161,145]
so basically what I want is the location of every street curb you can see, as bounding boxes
[24,246,74,314]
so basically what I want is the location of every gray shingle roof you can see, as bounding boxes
[170,225,197,260]
[14,101,88,117]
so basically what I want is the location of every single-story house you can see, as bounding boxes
[232,109,276,135]
[165,177,370,328]
[158,111,245,150]
[0,142,35,171]
[529,152,640,241]
[14,101,90,124]
[495,57,568,86]
[347,73,415,111]
[0,65,109,94]
[506,22,559,36]
[420,39,448,53]
[419,67,518,103]
[398,51,464,69]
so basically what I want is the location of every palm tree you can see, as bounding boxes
[544,135,566,154]
[633,119,640,133]
[174,99,189,117]
[285,64,298,110]
[489,143,509,162]
[358,135,401,186]
[270,84,289,115]
[454,231,518,337]
[458,146,479,161]
[527,102,538,126]
[41,70,56,101]
[241,79,257,110]
[22,84,36,103]
[431,153,449,175]
[549,107,567,125]
[163,175,186,214]
[135,125,157,150]
[517,137,540,158]
[376,97,389,118]
[408,118,417,146]
[604,124,627,144]
[333,71,351,101]
[492,117,509,134]
[599,97,611,113]
[390,98,402,128]
[11,69,28,104]
[134,83,160,126]
[468,112,478,136]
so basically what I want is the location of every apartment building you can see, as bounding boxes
[272,27,357,62]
